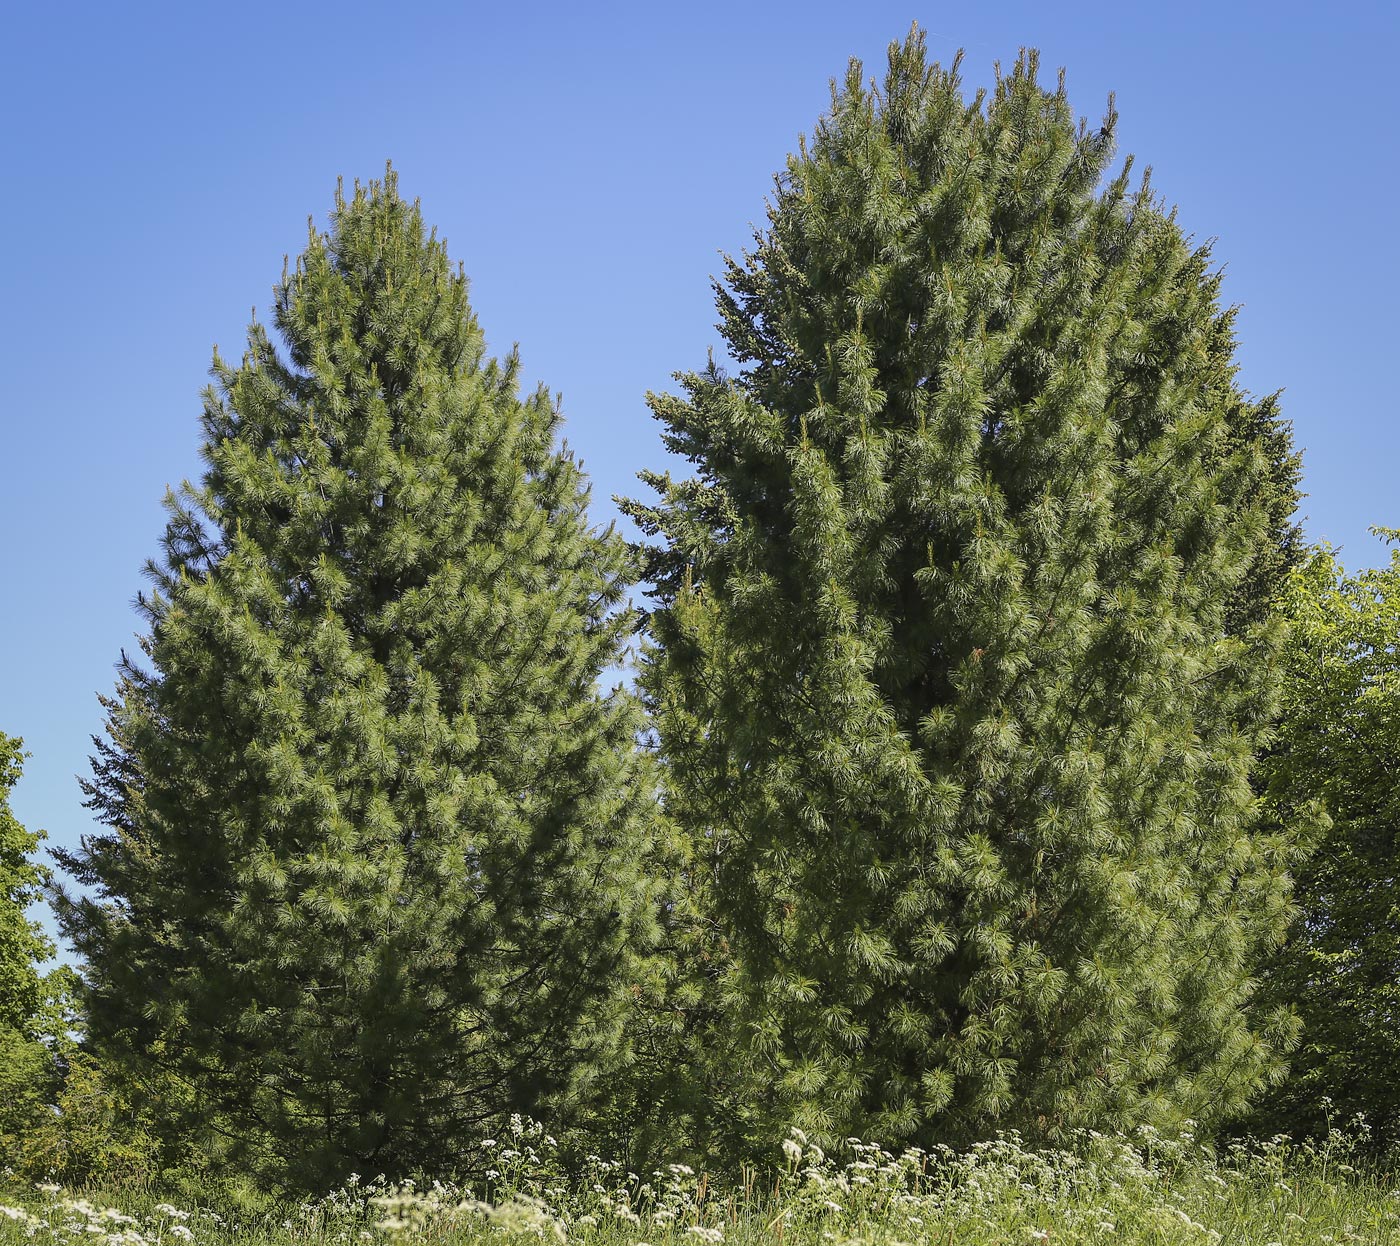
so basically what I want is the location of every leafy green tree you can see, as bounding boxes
[0,733,69,1168]
[626,31,1303,1155]
[57,168,664,1188]
[0,733,50,1035]
[0,967,165,1185]
[1246,533,1400,1152]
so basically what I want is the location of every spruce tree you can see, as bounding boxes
[626,32,1302,1153]
[58,169,662,1188]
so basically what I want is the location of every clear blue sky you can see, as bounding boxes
[2,1,1397,922]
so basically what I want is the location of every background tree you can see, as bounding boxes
[57,169,664,1189]
[0,734,48,1036]
[0,733,62,1166]
[626,31,1304,1156]
[1245,533,1400,1152]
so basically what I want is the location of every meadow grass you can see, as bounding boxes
[4,1117,1397,1245]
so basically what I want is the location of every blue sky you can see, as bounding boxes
[2,1,1397,919]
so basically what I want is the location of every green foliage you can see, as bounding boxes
[0,733,51,1032]
[1247,533,1400,1152]
[2,971,165,1186]
[0,1021,57,1167]
[0,969,64,1165]
[3,1122,1397,1246]
[0,733,69,1171]
[1217,391,1303,635]
[626,31,1304,1157]
[56,168,665,1189]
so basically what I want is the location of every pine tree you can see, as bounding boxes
[625,31,1302,1154]
[58,169,663,1188]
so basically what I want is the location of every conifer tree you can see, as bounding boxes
[626,32,1302,1154]
[58,169,662,1188]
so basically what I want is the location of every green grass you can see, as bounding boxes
[4,1118,1397,1245]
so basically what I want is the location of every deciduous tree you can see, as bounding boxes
[1248,534,1400,1151]
[0,733,64,1167]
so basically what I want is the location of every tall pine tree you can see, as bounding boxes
[626,32,1302,1154]
[58,169,663,1188]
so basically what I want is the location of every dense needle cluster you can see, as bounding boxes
[627,34,1302,1153]
[5,29,1361,1193]
[58,171,664,1184]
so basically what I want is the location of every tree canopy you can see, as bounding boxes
[626,31,1303,1155]
[58,169,664,1188]
[1248,533,1400,1150]
[0,733,50,1035]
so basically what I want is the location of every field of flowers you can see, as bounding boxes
[4,1118,1397,1246]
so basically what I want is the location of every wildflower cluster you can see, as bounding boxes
[3,1119,1398,1246]
[0,1189,195,1246]
[762,1123,1398,1245]
[366,1118,725,1244]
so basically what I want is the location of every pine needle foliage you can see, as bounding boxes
[57,169,663,1188]
[624,32,1303,1155]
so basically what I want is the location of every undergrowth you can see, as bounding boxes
[4,1116,1397,1245]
